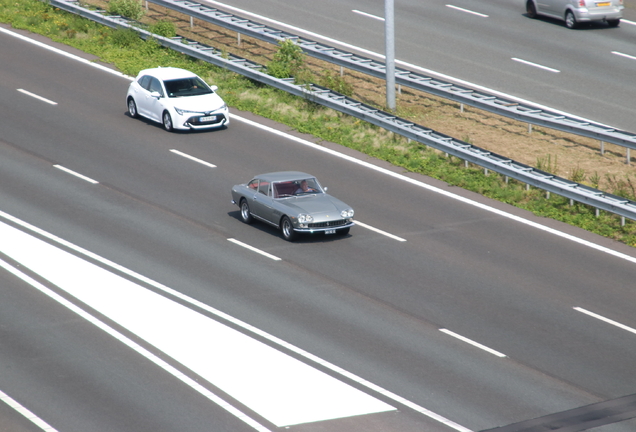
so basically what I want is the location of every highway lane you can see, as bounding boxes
[203,0,636,131]
[2,26,636,431]
[0,249,255,432]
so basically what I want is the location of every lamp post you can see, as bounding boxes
[385,0,395,112]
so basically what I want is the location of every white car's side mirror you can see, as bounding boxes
[210,85,218,92]
[150,91,161,99]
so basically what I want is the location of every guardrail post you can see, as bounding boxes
[546,191,550,199]
[622,216,626,226]
[190,16,193,28]
[600,141,605,155]
[627,148,631,165]
[237,32,241,47]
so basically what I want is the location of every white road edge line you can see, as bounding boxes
[446,5,489,17]
[0,388,60,432]
[231,114,636,267]
[621,19,636,25]
[612,51,636,61]
[17,89,57,105]
[53,165,99,184]
[355,220,406,242]
[511,58,560,73]
[170,149,217,168]
[352,10,384,21]
[0,257,272,432]
[440,329,507,358]
[574,307,636,336]
[228,238,282,261]
[0,210,471,432]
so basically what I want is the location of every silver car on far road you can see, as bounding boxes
[231,171,355,241]
[526,0,623,28]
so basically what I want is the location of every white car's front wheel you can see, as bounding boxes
[127,98,138,118]
[162,111,174,132]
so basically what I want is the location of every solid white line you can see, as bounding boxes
[0,257,273,432]
[440,329,507,358]
[0,389,59,432]
[354,220,406,242]
[0,223,394,427]
[621,19,636,25]
[446,5,488,17]
[53,165,99,184]
[574,307,636,336]
[511,58,560,73]
[228,238,282,261]
[612,51,636,61]
[17,89,57,105]
[0,208,472,432]
[231,114,636,268]
[352,10,384,21]
[170,149,217,168]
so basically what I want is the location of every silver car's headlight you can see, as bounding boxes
[341,209,354,218]
[174,107,201,115]
[298,214,313,223]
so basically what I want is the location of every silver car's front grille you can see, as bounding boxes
[308,219,348,228]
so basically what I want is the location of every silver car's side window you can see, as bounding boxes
[248,179,259,190]
[258,181,270,196]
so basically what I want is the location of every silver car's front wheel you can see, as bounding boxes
[240,199,253,224]
[162,111,173,132]
[281,216,297,242]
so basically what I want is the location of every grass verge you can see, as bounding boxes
[2,0,636,246]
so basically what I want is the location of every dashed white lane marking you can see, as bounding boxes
[0,389,60,432]
[228,238,282,260]
[0,220,394,427]
[612,51,636,61]
[53,165,99,184]
[446,5,489,17]
[170,149,217,168]
[17,89,57,105]
[511,58,560,73]
[440,329,507,358]
[574,307,636,336]
[355,220,407,242]
[352,10,384,21]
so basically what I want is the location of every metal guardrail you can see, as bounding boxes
[147,0,636,152]
[48,0,636,222]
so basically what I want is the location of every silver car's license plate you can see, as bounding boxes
[325,229,336,234]
[200,115,217,122]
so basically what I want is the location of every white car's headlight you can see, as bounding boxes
[174,107,201,115]
[298,214,313,223]
[341,209,354,218]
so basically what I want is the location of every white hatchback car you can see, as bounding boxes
[126,67,229,131]
[526,0,623,28]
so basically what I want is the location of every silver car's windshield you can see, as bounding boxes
[273,178,323,198]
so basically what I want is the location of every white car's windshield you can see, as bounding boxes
[164,77,213,98]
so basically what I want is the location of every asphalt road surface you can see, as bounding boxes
[0,22,635,432]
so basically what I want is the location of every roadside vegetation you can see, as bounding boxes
[2,0,636,246]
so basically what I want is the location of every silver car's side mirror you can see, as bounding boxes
[323,186,328,192]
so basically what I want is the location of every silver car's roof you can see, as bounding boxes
[253,171,314,182]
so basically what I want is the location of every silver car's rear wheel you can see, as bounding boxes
[565,11,577,29]
[162,111,173,132]
[526,1,537,18]
[127,98,138,118]
[240,199,253,224]
[281,216,297,241]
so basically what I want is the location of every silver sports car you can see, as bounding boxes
[231,171,355,241]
